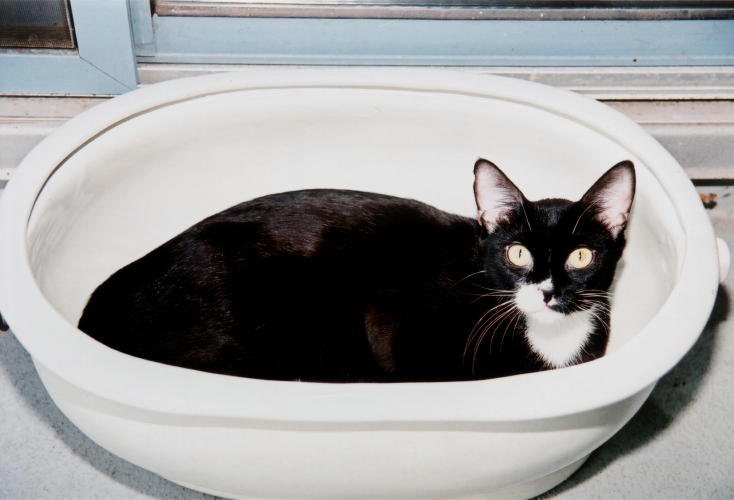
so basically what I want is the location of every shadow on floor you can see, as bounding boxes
[539,285,730,498]
[0,331,217,499]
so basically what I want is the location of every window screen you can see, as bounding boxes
[0,0,75,49]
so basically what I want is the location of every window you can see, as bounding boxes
[0,0,75,49]
[0,0,137,95]
[136,1,734,66]
[1,1,732,92]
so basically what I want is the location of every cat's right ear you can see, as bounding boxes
[473,159,524,232]
[580,160,636,239]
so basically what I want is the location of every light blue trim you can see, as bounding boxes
[0,0,137,95]
[129,0,155,55]
[144,17,734,66]
[0,53,132,94]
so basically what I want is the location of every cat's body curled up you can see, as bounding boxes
[79,159,635,382]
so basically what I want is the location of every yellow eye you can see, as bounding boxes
[506,244,533,267]
[567,248,594,269]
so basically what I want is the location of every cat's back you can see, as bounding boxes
[82,188,478,302]
[196,189,478,259]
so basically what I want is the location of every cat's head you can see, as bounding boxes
[473,158,635,367]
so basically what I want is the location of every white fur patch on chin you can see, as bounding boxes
[524,309,594,369]
[514,281,594,368]
[514,279,552,316]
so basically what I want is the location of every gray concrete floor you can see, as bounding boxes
[0,186,732,499]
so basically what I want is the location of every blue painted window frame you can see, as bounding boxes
[0,0,138,95]
[142,16,734,67]
[1,1,732,95]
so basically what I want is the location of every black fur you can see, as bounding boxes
[79,160,634,382]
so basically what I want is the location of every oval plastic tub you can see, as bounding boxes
[0,70,728,499]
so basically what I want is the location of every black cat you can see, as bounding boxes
[79,159,635,382]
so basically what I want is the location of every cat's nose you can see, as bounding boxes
[542,290,553,303]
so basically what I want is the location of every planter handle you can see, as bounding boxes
[717,237,730,285]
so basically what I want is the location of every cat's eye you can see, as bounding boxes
[506,244,532,268]
[567,248,594,269]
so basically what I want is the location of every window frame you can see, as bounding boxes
[1,0,732,95]
[139,16,734,67]
[0,0,138,95]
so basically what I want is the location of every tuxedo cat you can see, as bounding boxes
[79,159,635,382]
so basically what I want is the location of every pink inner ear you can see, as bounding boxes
[594,168,635,238]
[474,164,521,232]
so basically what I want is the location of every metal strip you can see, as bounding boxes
[154,1,734,20]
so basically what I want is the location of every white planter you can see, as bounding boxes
[0,70,726,499]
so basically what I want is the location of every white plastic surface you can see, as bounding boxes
[0,70,721,498]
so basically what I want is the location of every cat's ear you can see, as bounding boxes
[473,159,524,232]
[580,160,636,238]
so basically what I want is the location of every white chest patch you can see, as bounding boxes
[524,309,594,368]
[513,280,595,368]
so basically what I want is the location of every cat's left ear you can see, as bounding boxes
[580,160,636,238]
[473,158,525,232]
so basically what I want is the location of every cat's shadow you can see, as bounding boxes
[539,284,730,498]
